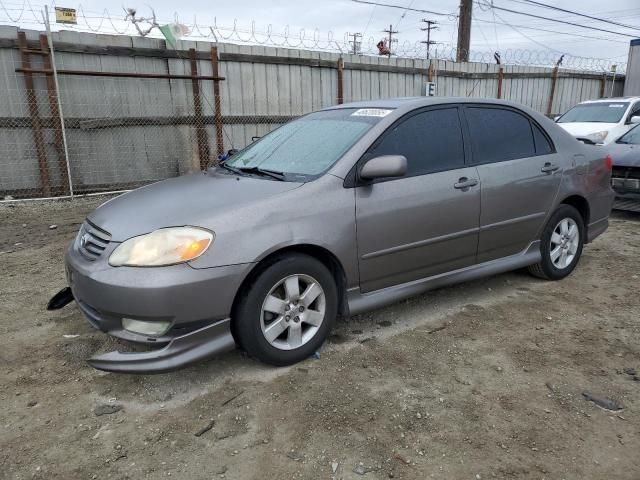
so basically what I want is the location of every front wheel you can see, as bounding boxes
[234,253,337,366]
[528,204,585,280]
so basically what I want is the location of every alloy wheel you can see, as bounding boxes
[260,274,326,350]
[549,217,579,269]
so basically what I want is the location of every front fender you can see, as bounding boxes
[188,175,359,287]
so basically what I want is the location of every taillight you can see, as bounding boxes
[605,154,613,171]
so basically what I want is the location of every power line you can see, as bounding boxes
[490,9,621,62]
[352,0,455,17]
[395,0,415,28]
[507,0,640,33]
[472,17,627,44]
[482,2,638,38]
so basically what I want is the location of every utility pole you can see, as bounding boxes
[382,24,398,57]
[349,32,362,55]
[420,19,438,60]
[456,0,472,62]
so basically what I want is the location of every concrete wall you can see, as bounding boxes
[0,26,625,198]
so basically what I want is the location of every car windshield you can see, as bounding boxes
[617,124,640,144]
[557,102,629,123]
[224,108,388,180]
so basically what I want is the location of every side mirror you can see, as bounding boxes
[227,148,239,156]
[553,115,561,122]
[360,155,407,181]
[630,115,640,124]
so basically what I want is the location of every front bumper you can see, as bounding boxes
[88,318,235,373]
[65,243,254,373]
[612,167,640,212]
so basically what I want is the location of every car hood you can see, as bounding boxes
[88,170,304,241]
[607,143,640,168]
[557,122,617,137]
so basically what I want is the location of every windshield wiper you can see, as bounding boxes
[236,166,286,181]
[219,163,246,176]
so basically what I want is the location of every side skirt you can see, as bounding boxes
[347,241,541,316]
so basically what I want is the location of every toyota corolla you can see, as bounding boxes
[52,98,614,373]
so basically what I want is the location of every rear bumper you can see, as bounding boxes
[88,318,235,374]
[587,217,609,243]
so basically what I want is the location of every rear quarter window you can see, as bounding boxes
[532,123,554,155]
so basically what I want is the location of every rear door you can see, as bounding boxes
[355,106,481,293]
[462,105,563,263]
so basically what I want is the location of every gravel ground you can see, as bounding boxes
[1,197,639,480]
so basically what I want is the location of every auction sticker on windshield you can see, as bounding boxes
[351,108,393,117]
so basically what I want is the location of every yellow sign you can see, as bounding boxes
[55,7,77,24]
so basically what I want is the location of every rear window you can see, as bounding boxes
[557,102,629,123]
[464,107,536,163]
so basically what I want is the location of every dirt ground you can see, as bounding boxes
[1,197,639,480]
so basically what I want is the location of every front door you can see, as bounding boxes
[462,105,564,262]
[355,106,481,293]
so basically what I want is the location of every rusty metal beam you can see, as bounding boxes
[337,57,344,105]
[497,67,504,99]
[14,67,224,81]
[18,31,50,196]
[39,34,69,194]
[210,46,225,158]
[189,48,210,170]
[546,65,559,117]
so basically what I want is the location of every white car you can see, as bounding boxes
[556,97,640,145]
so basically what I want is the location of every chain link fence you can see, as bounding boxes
[0,27,626,200]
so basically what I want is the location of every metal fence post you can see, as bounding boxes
[336,57,344,105]
[210,46,224,158]
[546,65,559,117]
[189,48,211,170]
[44,5,74,197]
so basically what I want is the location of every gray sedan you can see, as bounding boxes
[56,97,614,373]
[609,124,640,212]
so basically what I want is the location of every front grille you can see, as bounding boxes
[612,166,640,192]
[77,221,111,261]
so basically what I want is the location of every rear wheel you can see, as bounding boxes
[528,204,584,280]
[234,253,337,366]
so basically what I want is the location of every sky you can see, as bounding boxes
[1,0,638,68]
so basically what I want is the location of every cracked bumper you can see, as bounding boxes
[88,318,235,374]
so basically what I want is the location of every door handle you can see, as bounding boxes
[454,177,479,189]
[541,162,559,173]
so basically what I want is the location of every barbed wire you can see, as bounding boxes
[0,0,627,72]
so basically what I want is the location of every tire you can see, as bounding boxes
[528,204,585,280]
[234,253,338,366]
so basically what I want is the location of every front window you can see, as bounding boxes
[558,102,629,124]
[617,124,640,144]
[224,108,388,181]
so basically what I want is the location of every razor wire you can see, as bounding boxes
[0,0,627,73]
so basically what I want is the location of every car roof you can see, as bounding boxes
[323,96,531,111]
[578,97,640,104]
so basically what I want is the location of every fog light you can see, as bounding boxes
[122,318,171,336]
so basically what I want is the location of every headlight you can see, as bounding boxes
[109,227,214,267]
[584,130,609,144]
